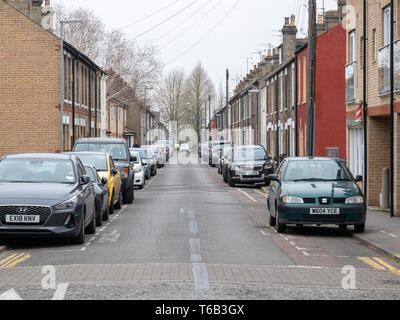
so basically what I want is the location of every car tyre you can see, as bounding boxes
[276,207,286,234]
[339,224,347,230]
[227,171,235,188]
[86,209,96,235]
[95,203,102,227]
[71,214,85,245]
[354,223,365,233]
[103,205,110,221]
[123,184,134,204]
[115,190,123,209]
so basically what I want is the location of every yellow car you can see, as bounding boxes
[67,152,122,214]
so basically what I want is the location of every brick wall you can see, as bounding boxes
[0,1,61,156]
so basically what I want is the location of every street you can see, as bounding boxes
[0,154,399,300]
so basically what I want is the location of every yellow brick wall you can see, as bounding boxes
[0,2,61,156]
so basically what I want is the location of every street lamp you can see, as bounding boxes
[60,19,80,153]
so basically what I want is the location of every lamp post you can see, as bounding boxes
[60,19,80,153]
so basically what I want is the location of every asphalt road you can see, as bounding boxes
[0,152,400,300]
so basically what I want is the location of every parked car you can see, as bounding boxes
[84,165,110,225]
[209,141,232,167]
[0,153,97,244]
[130,151,146,189]
[130,148,155,178]
[180,144,190,153]
[73,138,135,204]
[143,145,163,168]
[156,140,173,158]
[267,157,366,234]
[65,152,122,215]
[223,145,274,188]
[218,147,233,175]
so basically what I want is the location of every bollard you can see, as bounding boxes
[381,168,390,209]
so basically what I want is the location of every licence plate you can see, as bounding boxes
[6,215,40,223]
[310,208,340,215]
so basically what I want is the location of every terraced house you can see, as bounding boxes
[345,0,400,216]
[228,15,303,161]
[0,0,107,155]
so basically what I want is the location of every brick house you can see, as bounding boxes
[0,0,106,155]
[297,14,346,159]
[345,0,400,216]
[228,15,303,162]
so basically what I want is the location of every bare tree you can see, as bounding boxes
[155,68,186,129]
[55,6,106,63]
[182,62,215,144]
[216,81,225,112]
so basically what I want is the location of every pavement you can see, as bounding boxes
[352,209,400,261]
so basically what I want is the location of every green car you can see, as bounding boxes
[267,157,366,234]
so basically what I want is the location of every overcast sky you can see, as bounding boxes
[53,0,338,95]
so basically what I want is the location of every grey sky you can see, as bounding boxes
[53,0,338,94]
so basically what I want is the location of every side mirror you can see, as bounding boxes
[111,168,118,176]
[130,156,137,162]
[80,175,91,185]
[101,177,108,185]
[142,160,148,166]
[355,175,363,182]
[268,174,279,182]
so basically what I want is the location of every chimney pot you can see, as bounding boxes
[290,14,296,26]
[317,14,323,24]
[284,17,290,25]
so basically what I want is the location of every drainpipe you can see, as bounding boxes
[95,73,98,138]
[390,0,394,217]
[88,71,92,138]
[295,58,299,157]
[275,75,280,165]
[363,0,368,203]
[72,57,77,146]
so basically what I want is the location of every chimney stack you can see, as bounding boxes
[281,14,297,64]
[325,10,340,31]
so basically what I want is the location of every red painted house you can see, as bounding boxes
[297,23,347,159]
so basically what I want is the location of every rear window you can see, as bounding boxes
[75,143,127,162]
[76,154,108,172]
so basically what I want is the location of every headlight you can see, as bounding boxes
[264,164,272,170]
[231,165,240,171]
[346,196,364,204]
[134,167,142,173]
[283,196,304,204]
[55,196,78,210]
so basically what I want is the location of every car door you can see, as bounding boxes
[110,157,122,198]
[269,160,287,218]
[77,159,95,225]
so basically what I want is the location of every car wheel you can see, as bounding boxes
[85,209,96,235]
[339,224,347,230]
[354,223,365,233]
[95,203,102,227]
[109,190,115,214]
[103,205,110,221]
[265,179,271,187]
[123,184,134,204]
[276,207,286,234]
[139,180,145,190]
[71,213,85,245]
[115,190,123,209]
[228,171,235,188]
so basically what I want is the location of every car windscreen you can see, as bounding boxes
[76,154,108,172]
[283,160,353,182]
[233,148,267,161]
[131,149,147,159]
[75,143,127,162]
[129,152,140,163]
[0,158,76,184]
[84,166,98,182]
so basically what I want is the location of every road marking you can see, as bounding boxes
[302,251,309,256]
[254,189,269,199]
[372,257,400,276]
[237,189,257,202]
[192,263,210,292]
[380,230,387,234]
[52,283,69,300]
[389,233,398,238]
[189,220,198,234]
[357,257,386,270]
[190,239,202,262]
[0,253,31,268]
[0,289,22,300]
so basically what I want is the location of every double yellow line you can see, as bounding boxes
[358,257,400,276]
[0,253,31,268]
